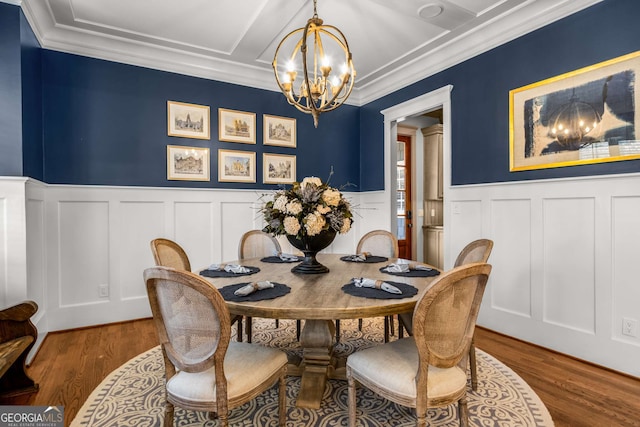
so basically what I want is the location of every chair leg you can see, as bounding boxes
[246,316,253,343]
[358,318,363,331]
[335,319,341,343]
[347,367,357,427]
[388,315,395,336]
[383,317,390,343]
[278,371,286,427]
[275,319,279,328]
[469,338,478,391]
[164,401,174,427]
[296,320,302,341]
[458,395,469,427]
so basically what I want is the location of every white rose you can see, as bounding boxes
[284,216,301,235]
[304,211,326,236]
[286,200,303,215]
[273,195,288,211]
[301,176,322,190]
[322,189,341,206]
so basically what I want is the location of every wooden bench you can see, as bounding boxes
[0,301,39,397]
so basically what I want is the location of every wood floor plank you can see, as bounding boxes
[1,319,638,427]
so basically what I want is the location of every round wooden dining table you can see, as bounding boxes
[201,253,440,409]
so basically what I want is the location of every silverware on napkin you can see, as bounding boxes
[384,261,432,272]
[234,280,274,296]
[276,252,300,262]
[208,263,250,274]
[352,277,402,294]
[347,252,371,262]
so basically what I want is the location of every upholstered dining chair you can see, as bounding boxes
[150,238,244,341]
[238,230,301,341]
[144,266,287,427]
[340,230,399,343]
[347,262,492,427]
[398,238,494,391]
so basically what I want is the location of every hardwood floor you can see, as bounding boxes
[1,319,639,426]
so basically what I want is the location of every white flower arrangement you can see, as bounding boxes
[262,176,353,239]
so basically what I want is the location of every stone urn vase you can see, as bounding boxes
[287,229,337,274]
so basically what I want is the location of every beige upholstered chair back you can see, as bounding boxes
[150,238,191,271]
[238,230,281,260]
[145,267,230,374]
[412,263,491,370]
[454,238,493,267]
[356,230,399,258]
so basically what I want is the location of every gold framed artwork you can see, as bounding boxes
[263,153,296,184]
[218,108,256,144]
[510,50,640,171]
[167,101,210,140]
[166,145,210,181]
[218,149,256,183]
[263,114,296,147]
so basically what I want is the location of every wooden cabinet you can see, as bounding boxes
[424,226,443,269]
[422,124,443,200]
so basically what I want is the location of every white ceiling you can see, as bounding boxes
[15,0,601,105]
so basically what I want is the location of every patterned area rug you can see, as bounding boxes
[71,319,553,426]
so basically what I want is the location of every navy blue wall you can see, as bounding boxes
[360,0,640,190]
[41,51,360,189]
[21,10,42,180]
[0,3,23,176]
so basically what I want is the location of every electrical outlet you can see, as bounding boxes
[622,318,638,337]
[99,284,109,298]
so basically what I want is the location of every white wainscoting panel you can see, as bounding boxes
[489,199,531,318]
[542,197,595,333]
[4,175,640,376]
[58,201,110,307]
[176,201,215,269]
[118,201,164,300]
[612,196,640,345]
[448,173,640,376]
[220,201,259,262]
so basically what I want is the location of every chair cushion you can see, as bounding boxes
[346,337,466,403]
[167,342,287,403]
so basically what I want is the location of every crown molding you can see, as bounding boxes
[18,0,602,107]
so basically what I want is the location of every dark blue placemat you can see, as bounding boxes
[379,266,440,277]
[219,282,291,302]
[341,281,418,299]
[199,266,260,278]
[340,255,389,263]
[260,256,301,263]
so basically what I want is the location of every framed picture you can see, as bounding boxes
[264,114,297,147]
[218,149,256,183]
[510,50,640,171]
[167,101,210,140]
[166,145,210,181]
[218,108,256,144]
[263,153,296,184]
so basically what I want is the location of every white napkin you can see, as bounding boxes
[234,280,274,296]
[208,263,251,274]
[346,252,371,262]
[386,259,432,272]
[352,277,402,294]
[276,252,300,262]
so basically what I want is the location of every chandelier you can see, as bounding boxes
[272,0,356,127]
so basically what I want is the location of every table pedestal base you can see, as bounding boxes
[289,319,339,409]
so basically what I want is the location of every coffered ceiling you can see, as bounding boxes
[14,0,601,105]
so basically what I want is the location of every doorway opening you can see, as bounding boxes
[382,85,452,266]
